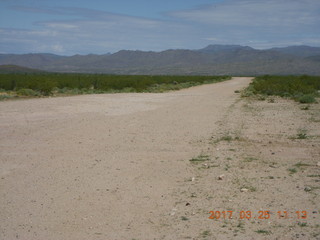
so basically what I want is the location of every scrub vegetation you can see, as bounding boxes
[0,73,229,98]
[245,75,320,103]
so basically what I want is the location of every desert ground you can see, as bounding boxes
[0,77,319,240]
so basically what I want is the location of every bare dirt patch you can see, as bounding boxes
[0,77,319,240]
[168,95,320,240]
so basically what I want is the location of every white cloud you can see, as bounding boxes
[45,23,78,29]
[1,1,320,54]
[51,44,64,52]
[170,0,320,27]
[14,7,198,53]
[168,0,320,49]
[1,6,184,54]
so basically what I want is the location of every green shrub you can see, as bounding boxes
[0,94,14,100]
[189,154,210,162]
[298,94,316,103]
[57,87,69,94]
[241,84,255,97]
[288,168,297,174]
[38,80,57,95]
[248,75,320,102]
[0,74,230,95]
[70,88,81,94]
[16,88,39,96]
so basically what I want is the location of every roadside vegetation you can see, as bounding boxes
[243,75,320,103]
[0,73,229,99]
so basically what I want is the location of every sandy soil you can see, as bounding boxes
[0,77,319,240]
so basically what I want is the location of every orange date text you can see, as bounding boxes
[209,210,309,220]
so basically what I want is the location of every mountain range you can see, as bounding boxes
[1,45,320,75]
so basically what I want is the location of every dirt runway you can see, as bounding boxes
[1,77,319,240]
[0,78,250,239]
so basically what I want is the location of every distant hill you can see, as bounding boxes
[306,55,320,62]
[0,45,320,75]
[270,46,320,58]
[197,44,254,54]
[0,53,63,69]
[0,64,44,73]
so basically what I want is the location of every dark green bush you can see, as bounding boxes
[249,75,319,102]
[298,94,316,103]
[38,80,57,95]
[0,94,14,100]
[16,88,39,96]
[0,73,230,94]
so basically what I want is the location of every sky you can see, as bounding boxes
[0,0,320,55]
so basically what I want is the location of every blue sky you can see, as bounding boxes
[0,0,319,55]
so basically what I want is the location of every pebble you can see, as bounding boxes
[304,187,312,192]
[218,174,225,180]
[240,188,249,193]
[170,208,177,216]
[203,163,209,168]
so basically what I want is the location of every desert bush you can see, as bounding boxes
[241,84,255,97]
[249,75,319,102]
[38,80,57,95]
[0,73,230,94]
[0,94,14,100]
[16,88,40,96]
[57,87,69,94]
[298,94,316,103]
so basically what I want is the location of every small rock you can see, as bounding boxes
[191,177,195,182]
[186,202,190,206]
[218,174,225,180]
[240,188,249,193]
[203,163,209,168]
[317,162,320,167]
[304,187,312,192]
[170,208,177,216]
